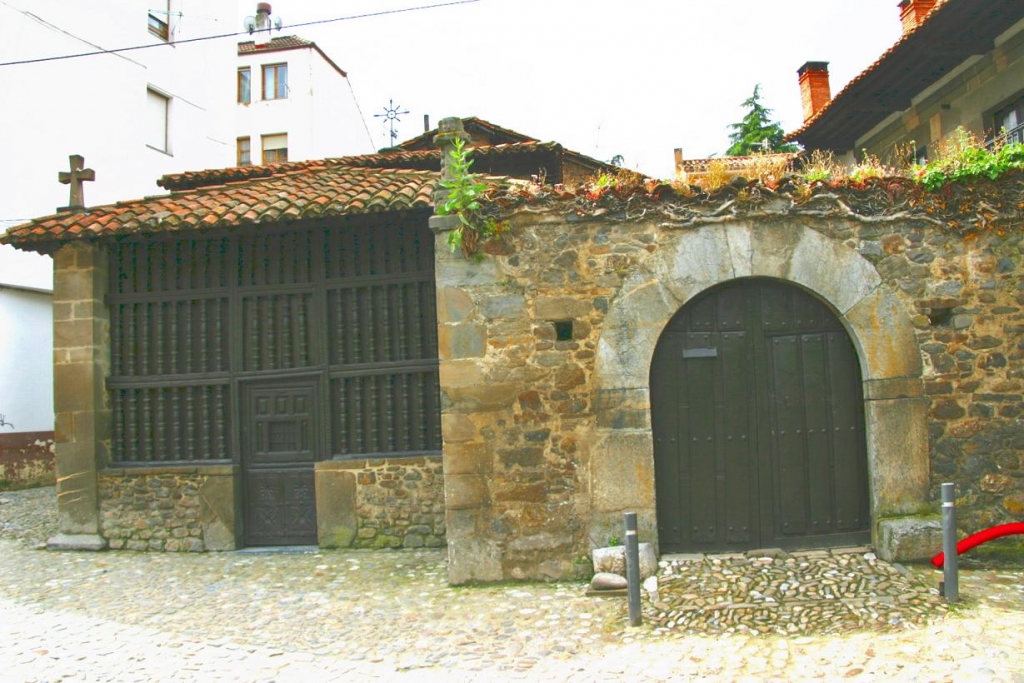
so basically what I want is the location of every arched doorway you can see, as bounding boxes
[651,278,870,553]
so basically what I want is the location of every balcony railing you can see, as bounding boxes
[986,122,1024,150]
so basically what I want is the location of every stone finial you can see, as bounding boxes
[58,154,95,211]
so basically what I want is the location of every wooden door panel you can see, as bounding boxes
[242,380,319,546]
[652,279,870,554]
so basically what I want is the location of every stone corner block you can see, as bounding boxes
[875,515,942,562]
[47,533,108,551]
[446,537,503,585]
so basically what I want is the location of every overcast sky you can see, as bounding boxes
[237,0,905,177]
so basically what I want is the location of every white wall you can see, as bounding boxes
[0,287,53,432]
[0,0,237,434]
[0,0,237,258]
[236,43,372,163]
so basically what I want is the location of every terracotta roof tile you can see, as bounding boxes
[2,167,446,252]
[238,35,314,54]
[157,142,603,192]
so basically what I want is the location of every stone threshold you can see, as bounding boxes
[231,545,320,555]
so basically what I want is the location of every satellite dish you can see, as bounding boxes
[243,16,256,33]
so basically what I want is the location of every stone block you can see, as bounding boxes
[534,296,592,320]
[445,473,489,510]
[865,397,930,517]
[845,287,923,380]
[786,226,881,314]
[442,441,490,475]
[441,413,477,443]
[592,543,658,579]
[591,431,655,512]
[443,382,518,413]
[875,515,942,562]
[47,533,108,551]
[590,572,627,590]
[447,536,503,585]
[438,360,484,387]
[435,254,500,288]
[199,474,237,551]
[437,287,474,323]
[482,294,526,320]
[437,323,486,359]
[314,466,358,549]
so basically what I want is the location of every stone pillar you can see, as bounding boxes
[429,116,503,583]
[48,242,110,550]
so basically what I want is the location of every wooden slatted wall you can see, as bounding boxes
[106,217,440,464]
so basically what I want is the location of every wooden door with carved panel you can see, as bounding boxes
[241,378,320,546]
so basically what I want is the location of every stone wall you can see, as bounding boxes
[99,465,236,551]
[436,175,1024,582]
[0,431,55,489]
[316,456,445,550]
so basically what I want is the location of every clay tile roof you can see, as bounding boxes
[238,35,313,54]
[786,0,1024,150]
[237,36,347,77]
[399,117,538,150]
[158,141,604,192]
[2,167,449,253]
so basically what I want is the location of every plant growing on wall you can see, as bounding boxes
[437,137,506,254]
[915,127,1024,190]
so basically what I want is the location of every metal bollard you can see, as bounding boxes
[941,482,959,603]
[624,511,642,627]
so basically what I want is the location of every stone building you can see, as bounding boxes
[787,0,1024,161]
[3,119,1022,582]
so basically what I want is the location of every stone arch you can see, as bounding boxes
[589,220,931,560]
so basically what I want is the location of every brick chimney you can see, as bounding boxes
[798,62,831,123]
[898,0,938,35]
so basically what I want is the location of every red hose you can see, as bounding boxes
[930,522,1024,568]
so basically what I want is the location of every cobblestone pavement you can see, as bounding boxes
[2,487,1024,681]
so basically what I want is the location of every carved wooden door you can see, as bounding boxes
[241,379,319,546]
[651,279,870,553]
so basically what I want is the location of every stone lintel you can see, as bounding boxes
[99,464,234,477]
[863,377,925,401]
[47,533,107,551]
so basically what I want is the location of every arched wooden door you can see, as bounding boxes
[651,279,870,553]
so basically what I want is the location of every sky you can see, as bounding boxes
[236,0,906,178]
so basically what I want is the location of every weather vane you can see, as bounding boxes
[375,99,409,145]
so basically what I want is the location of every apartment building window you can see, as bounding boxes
[262,64,288,100]
[238,68,251,104]
[148,2,170,41]
[262,134,288,164]
[237,137,251,166]
[994,97,1024,145]
[147,88,170,153]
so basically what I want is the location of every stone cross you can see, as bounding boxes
[58,154,95,211]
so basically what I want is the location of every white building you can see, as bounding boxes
[235,5,373,166]
[0,0,237,473]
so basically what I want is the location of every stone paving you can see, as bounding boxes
[2,486,1024,681]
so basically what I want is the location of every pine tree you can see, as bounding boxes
[726,85,799,156]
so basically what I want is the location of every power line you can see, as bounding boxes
[0,0,481,68]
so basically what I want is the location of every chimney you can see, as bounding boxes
[898,0,938,36]
[798,61,831,123]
